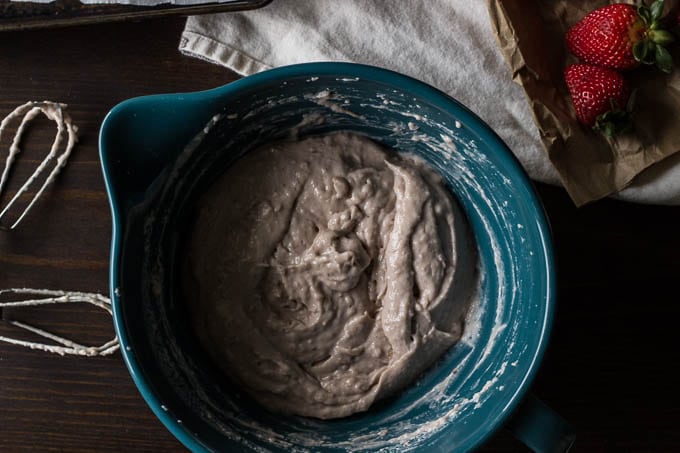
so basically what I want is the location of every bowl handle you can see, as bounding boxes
[99,90,225,217]
[505,393,575,452]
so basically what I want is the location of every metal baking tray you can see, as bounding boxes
[0,0,270,31]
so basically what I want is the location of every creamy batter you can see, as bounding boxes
[185,132,476,419]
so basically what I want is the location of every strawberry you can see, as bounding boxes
[564,64,634,136]
[566,1,674,73]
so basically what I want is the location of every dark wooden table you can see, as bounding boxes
[1,17,679,453]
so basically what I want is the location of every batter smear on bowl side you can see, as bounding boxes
[185,132,477,419]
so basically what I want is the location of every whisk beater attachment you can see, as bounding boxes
[0,101,78,230]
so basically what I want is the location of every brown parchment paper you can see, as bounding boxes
[488,0,680,206]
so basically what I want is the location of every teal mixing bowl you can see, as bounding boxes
[99,63,573,452]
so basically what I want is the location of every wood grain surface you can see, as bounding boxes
[1,17,679,452]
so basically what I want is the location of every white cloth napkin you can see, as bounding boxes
[180,0,680,205]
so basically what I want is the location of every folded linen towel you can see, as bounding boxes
[180,0,680,205]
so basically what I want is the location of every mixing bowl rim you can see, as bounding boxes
[99,61,555,453]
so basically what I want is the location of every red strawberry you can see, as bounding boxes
[564,64,634,136]
[566,1,674,73]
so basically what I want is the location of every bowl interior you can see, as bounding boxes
[101,64,553,453]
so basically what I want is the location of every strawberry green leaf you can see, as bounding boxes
[638,4,652,25]
[650,0,665,22]
[592,94,635,138]
[593,107,633,138]
[650,29,675,45]
[655,45,673,73]
[633,40,650,62]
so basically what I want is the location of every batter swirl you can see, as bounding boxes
[185,133,476,419]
